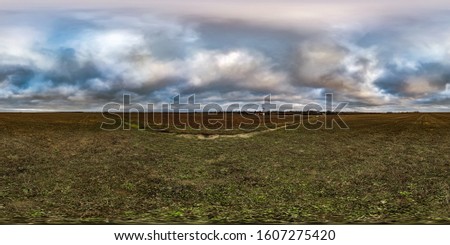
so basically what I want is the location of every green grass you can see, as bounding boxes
[0,113,449,223]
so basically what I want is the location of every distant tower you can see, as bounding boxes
[263,96,269,115]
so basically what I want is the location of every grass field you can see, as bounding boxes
[0,113,449,223]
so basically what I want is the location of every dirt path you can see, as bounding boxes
[123,122,300,140]
[176,123,300,140]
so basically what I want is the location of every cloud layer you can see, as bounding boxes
[1,7,450,111]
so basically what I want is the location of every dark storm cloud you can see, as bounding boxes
[375,62,450,97]
[1,7,450,111]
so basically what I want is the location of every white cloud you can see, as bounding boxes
[0,27,55,70]
[404,77,439,96]
[296,39,387,104]
[2,9,450,111]
[186,49,289,91]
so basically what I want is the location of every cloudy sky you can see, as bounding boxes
[2,0,450,111]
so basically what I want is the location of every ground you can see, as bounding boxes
[0,113,449,223]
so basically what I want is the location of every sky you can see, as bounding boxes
[1,1,450,111]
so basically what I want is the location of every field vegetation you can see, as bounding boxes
[0,113,449,223]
